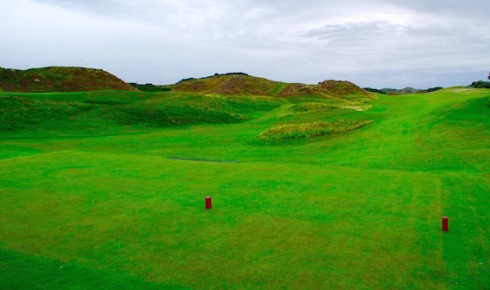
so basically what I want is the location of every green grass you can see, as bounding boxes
[0,87,488,289]
[0,96,93,131]
[0,248,179,289]
[287,102,336,113]
[258,120,372,141]
[0,91,281,136]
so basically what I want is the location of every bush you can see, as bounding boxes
[471,81,490,88]
[364,87,387,94]
[176,73,250,84]
[427,87,443,92]
[176,77,196,84]
[128,83,172,92]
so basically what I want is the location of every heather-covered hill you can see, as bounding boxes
[171,73,283,96]
[171,73,374,102]
[0,67,136,92]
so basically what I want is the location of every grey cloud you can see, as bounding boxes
[2,0,490,88]
[305,22,406,44]
[380,0,489,17]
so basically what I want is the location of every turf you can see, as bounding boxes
[0,87,488,289]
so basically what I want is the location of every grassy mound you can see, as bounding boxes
[0,91,282,134]
[0,96,93,131]
[172,74,283,96]
[107,94,280,127]
[111,105,248,127]
[0,67,136,92]
[259,120,372,141]
[289,102,336,113]
[171,74,374,104]
[277,80,373,100]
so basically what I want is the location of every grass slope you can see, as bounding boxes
[0,67,136,92]
[0,87,488,289]
[171,74,375,106]
[0,91,281,136]
[172,74,282,96]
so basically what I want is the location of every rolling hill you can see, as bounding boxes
[0,66,136,92]
[0,67,374,107]
[171,73,374,102]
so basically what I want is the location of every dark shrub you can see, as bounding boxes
[427,87,443,92]
[471,81,490,88]
[364,87,387,94]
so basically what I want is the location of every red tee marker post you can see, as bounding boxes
[442,216,449,232]
[205,196,212,209]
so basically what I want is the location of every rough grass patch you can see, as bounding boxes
[290,102,336,113]
[259,120,372,141]
[0,67,136,92]
[106,94,280,127]
[109,105,248,127]
[0,96,93,131]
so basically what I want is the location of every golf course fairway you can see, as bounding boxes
[0,87,488,289]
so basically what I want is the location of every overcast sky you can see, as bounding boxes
[1,0,489,88]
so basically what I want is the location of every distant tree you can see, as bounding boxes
[363,87,387,94]
[427,87,443,92]
[176,72,250,83]
[128,82,171,92]
[471,81,490,88]
[176,77,196,84]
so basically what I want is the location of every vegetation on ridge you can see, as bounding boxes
[171,74,375,109]
[176,72,249,84]
[471,80,490,88]
[128,83,172,92]
[0,66,136,92]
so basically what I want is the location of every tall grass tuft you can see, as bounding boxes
[259,120,372,141]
